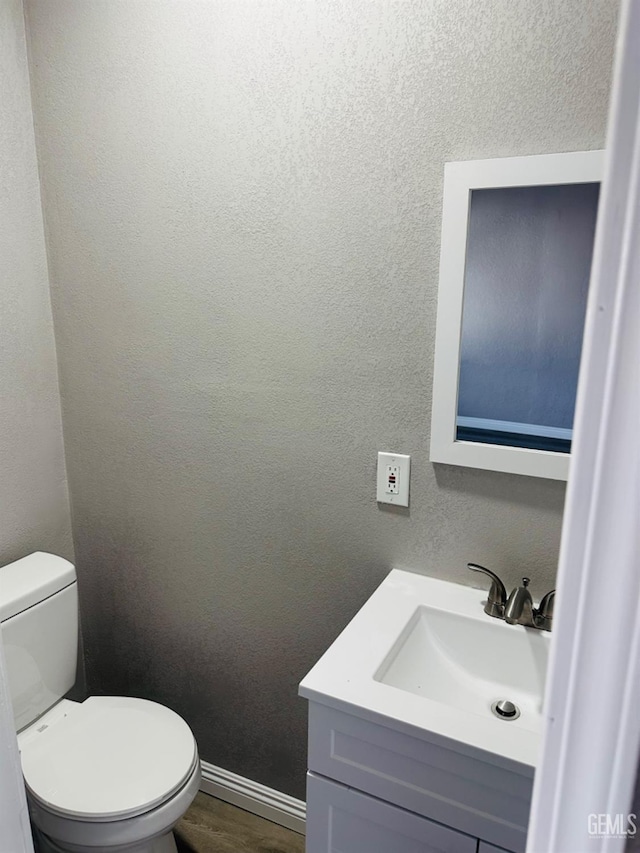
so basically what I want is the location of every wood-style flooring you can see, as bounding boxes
[175,792,305,853]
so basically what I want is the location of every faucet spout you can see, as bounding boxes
[467,562,554,631]
[504,578,535,626]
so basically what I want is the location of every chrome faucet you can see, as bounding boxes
[504,577,535,626]
[467,563,555,632]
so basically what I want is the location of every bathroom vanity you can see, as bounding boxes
[299,569,550,853]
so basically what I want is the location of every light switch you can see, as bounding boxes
[377,452,410,507]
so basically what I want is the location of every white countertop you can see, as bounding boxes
[299,568,550,774]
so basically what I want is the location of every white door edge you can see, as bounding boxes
[527,2,640,851]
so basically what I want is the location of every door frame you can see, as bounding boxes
[0,637,34,853]
[527,2,640,851]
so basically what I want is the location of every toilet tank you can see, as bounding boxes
[0,552,78,732]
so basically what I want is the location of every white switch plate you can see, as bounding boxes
[377,452,410,507]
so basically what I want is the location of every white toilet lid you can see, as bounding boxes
[21,696,198,822]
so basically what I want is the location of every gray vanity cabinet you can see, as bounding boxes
[307,773,476,853]
[305,701,528,853]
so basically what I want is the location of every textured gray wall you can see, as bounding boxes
[25,0,618,798]
[0,0,72,567]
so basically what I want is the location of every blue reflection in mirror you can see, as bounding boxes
[457,182,600,453]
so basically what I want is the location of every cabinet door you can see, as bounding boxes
[307,701,530,852]
[478,843,516,853]
[306,772,476,853]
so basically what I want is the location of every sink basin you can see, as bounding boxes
[300,568,552,768]
[375,604,548,733]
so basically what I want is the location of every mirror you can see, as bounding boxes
[430,150,603,480]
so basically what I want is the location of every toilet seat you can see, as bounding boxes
[27,758,201,852]
[21,696,198,822]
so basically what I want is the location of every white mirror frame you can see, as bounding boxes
[430,149,604,481]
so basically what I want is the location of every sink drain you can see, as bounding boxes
[491,699,521,721]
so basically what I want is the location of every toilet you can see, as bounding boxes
[0,552,200,853]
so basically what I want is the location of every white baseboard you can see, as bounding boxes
[199,760,306,835]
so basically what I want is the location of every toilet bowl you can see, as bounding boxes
[20,697,200,853]
[29,759,200,853]
[1,553,201,853]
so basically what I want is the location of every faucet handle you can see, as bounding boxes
[467,563,507,618]
[535,589,555,631]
